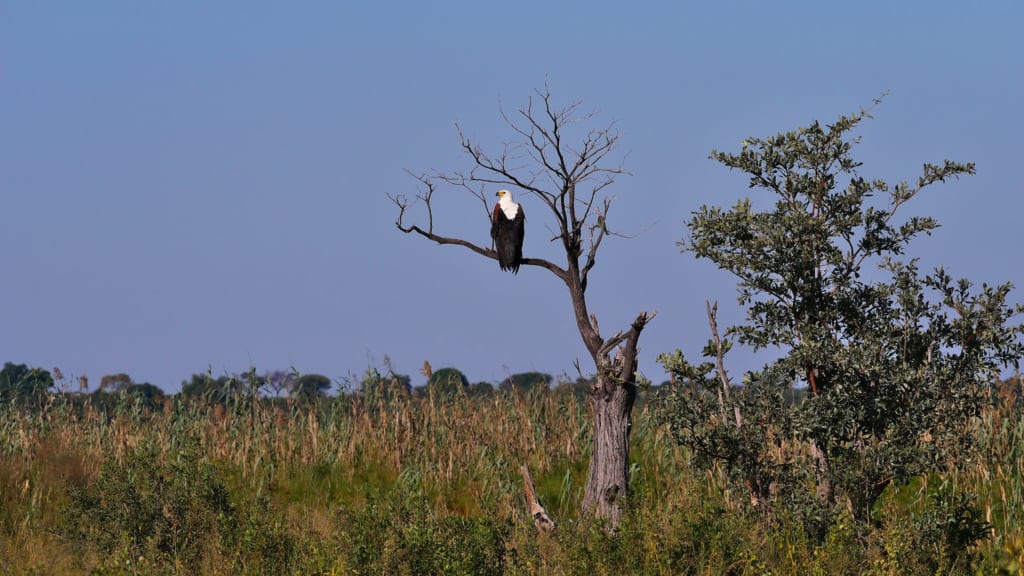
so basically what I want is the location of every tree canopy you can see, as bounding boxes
[0,362,53,404]
[426,367,470,399]
[180,373,250,405]
[291,373,332,403]
[499,372,553,392]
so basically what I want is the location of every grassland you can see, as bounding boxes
[1,374,1023,575]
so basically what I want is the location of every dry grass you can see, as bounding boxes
[1,381,1023,574]
[958,392,1024,543]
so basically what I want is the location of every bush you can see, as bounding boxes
[335,482,510,575]
[59,440,296,574]
[870,483,989,574]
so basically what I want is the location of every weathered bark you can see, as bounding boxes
[575,308,650,526]
[581,376,637,526]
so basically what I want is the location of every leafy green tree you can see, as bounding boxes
[660,103,1024,538]
[125,382,166,406]
[0,362,53,404]
[291,373,332,403]
[425,367,469,399]
[91,374,166,412]
[499,372,553,392]
[467,381,495,398]
[180,373,247,405]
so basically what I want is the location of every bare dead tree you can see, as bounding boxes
[388,85,655,528]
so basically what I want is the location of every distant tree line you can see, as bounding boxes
[7,361,1021,418]
[0,360,682,412]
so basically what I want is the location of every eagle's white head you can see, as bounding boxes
[496,189,519,219]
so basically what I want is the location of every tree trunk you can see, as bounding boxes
[581,375,637,527]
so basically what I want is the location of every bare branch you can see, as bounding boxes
[392,84,654,528]
[388,179,567,280]
[393,84,648,357]
[706,301,742,428]
[580,196,611,292]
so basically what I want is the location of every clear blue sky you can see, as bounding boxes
[3,2,1022,393]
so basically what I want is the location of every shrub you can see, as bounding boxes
[334,481,510,575]
[59,439,296,574]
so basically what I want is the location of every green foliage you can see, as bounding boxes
[335,482,511,575]
[125,382,167,407]
[59,439,295,574]
[425,366,469,398]
[90,377,166,413]
[60,441,233,571]
[980,535,1024,575]
[468,380,496,398]
[0,362,53,404]
[905,485,988,573]
[179,371,254,405]
[661,102,1024,546]
[659,354,808,513]
[291,373,332,403]
[500,372,553,392]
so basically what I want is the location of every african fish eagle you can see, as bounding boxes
[491,189,525,274]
